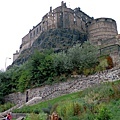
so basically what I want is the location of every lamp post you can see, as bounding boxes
[5,57,11,71]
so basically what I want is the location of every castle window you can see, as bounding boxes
[40,26,41,31]
[30,32,32,38]
[74,18,77,25]
[74,18,76,21]
[36,28,38,34]
[33,31,35,37]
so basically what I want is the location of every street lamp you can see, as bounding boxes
[5,57,11,71]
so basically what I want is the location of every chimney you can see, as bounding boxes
[61,1,64,6]
[64,3,66,7]
[50,6,52,12]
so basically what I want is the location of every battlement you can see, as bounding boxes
[86,18,116,26]
[61,1,67,7]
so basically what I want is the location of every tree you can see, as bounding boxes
[0,71,12,103]
[80,41,99,69]
[67,41,99,74]
[28,50,55,86]
[67,44,82,70]
[53,51,70,75]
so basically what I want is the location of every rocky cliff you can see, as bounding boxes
[11,28,87,66]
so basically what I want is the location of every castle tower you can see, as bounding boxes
[86,18,120,65]
[86,18,118,45]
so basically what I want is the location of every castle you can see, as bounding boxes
[13,1,120,65]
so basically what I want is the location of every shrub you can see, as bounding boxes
[106,56,114,69]
[56,101,83,119]
[42,104,52,115]
[96,106,112,120]
[0,102,14,112]
[56,102,73,119]
[24,113,48,120]
[24,113,39,120]
[33,109,40,114]
[69,116,80,120]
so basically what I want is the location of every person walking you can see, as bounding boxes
[6,113,12,120]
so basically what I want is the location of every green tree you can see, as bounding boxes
[0,71,12,103]
[53,51,70,75]
[67,44,82,70]
[80,41,99,69]
[28,50,55,86]
[67,41,99,74]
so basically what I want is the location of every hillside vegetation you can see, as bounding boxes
[13,80,120,120]
[12,28,87,66]
[0,41,114,104]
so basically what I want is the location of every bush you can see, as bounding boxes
[0,102,14,112]
[33,109,40,114]
[24,112,47,120]
[56,101,83,119]
[96,106,112,120]
[106,56,114,69]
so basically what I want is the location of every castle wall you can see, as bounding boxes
[13,51,19,61]
[4,68,120,105]
[87,18,118,45]
[100,44,120,64]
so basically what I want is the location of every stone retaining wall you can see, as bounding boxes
[4,67,120,105]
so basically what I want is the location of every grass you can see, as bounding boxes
[13,91,79,113]
[107,99,120,120]
[13,80,120,120]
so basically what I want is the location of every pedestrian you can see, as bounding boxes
[6,113,12,120]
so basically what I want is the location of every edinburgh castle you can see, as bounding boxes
[13,1,120,66]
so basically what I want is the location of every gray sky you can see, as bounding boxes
[0,0,120,70]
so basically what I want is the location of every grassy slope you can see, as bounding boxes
[13,80,120,120]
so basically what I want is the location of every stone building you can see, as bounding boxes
[13,1,120,64]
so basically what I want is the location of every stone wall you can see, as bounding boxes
[5,67,120,105]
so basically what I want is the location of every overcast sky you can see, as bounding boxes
[0,0,120,70]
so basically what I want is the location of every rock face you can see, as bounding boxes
[11,28,87,66]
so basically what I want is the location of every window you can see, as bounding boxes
[36,28,38,34]
[33,31,35,37]
[74,18,76,21]
[30,33,32,38]
[40,26,41,31]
